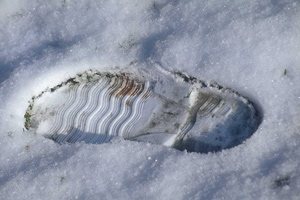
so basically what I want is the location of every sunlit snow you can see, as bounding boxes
[0,0,300,199]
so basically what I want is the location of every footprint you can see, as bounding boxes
[25,68,260,153]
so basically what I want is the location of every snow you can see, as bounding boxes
[0,0,300,199]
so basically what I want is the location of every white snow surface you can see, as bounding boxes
[0,0,300,199]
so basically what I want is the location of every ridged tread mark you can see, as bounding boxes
[119,82,147,138]
[78,76,120,143]
[61,83,97,142]
[110,82,144,137]
[100,77,131,137]
[94,76,126,143]
[56,83,94,143]
[200,97,222,116]
[54,83,86,141]
[108,82,142,136]
[101,78,143,141]
[88,77,119,132]
[67,78,109,143]
[67,79,109,143]
[210,100,229,116]
[105,78,134,137]
[92,77,129,143]
[46,84,80,140]
[74,79,112,143]
[108,81,147,139]
[121,82,153,139]
[82,77,118,143]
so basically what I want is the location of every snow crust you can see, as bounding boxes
[0,0,300,199]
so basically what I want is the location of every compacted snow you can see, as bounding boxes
[0,0,300,199]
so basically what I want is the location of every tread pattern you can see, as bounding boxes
[45,76,153,144]
[27,71,260,153]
